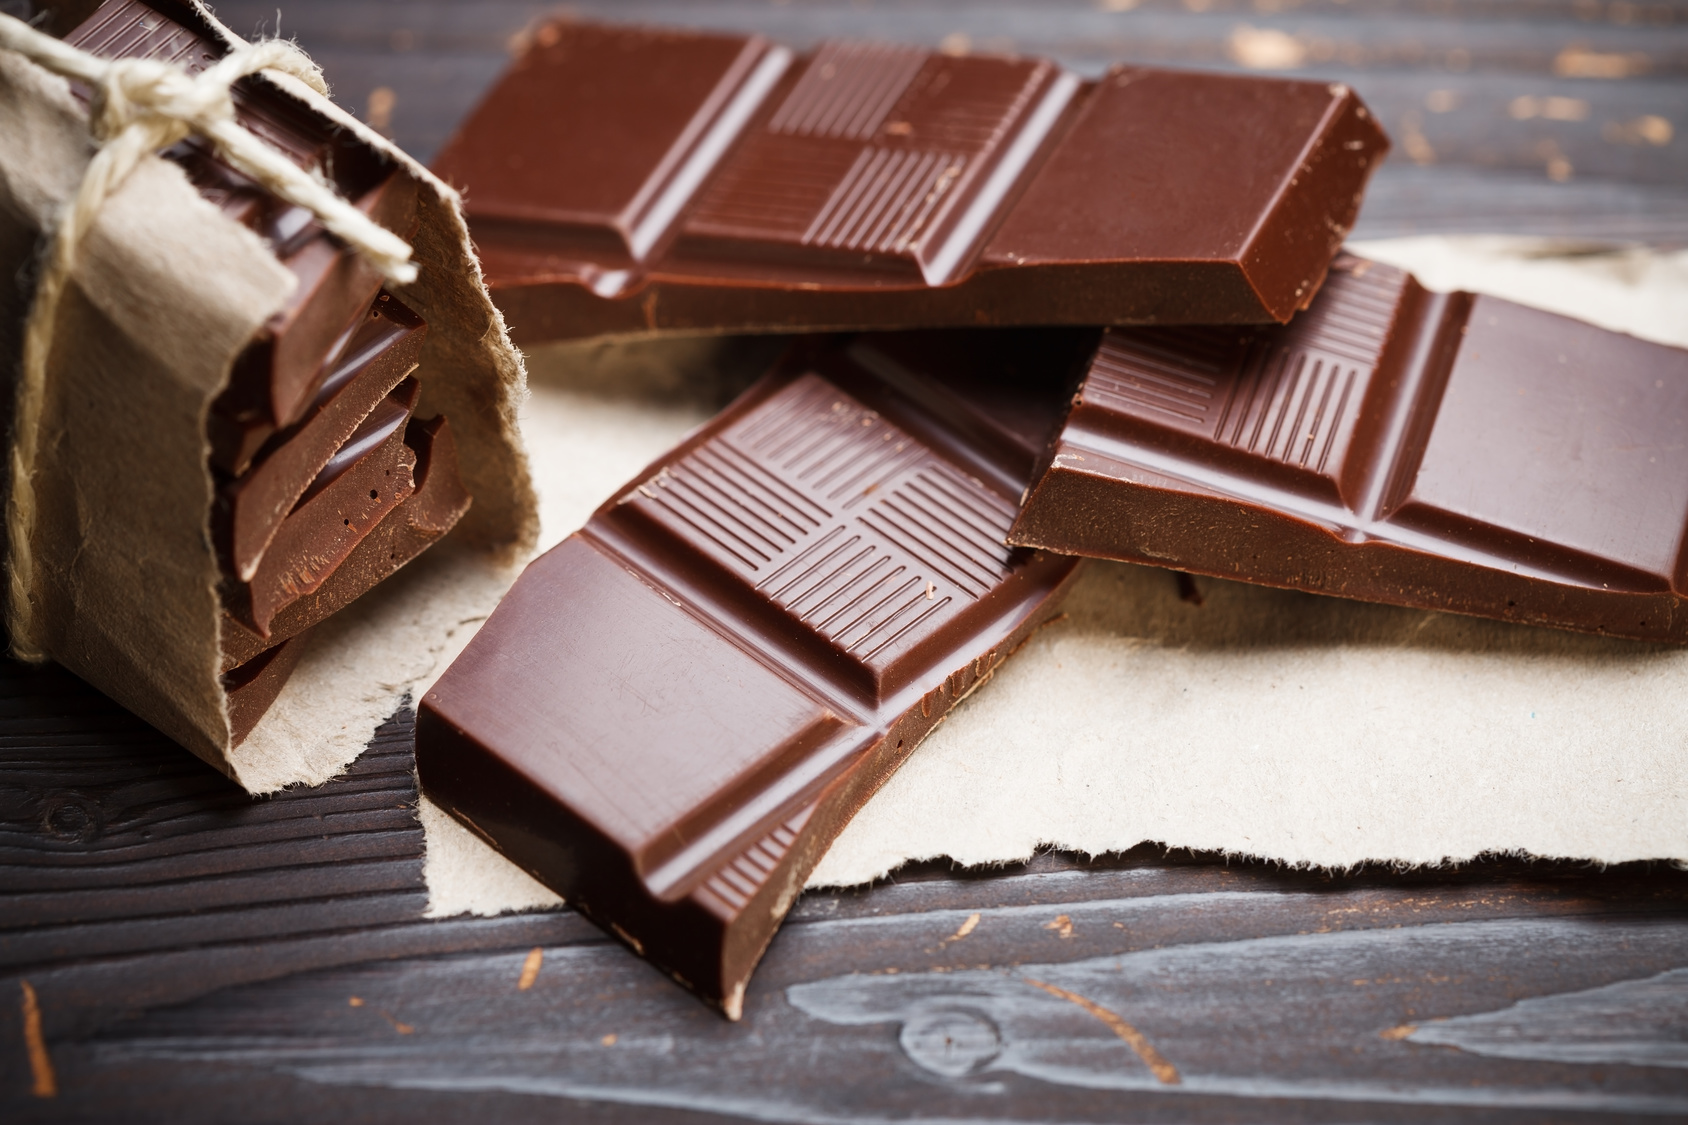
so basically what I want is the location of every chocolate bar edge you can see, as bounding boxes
[489,258,1326,348]
[1009,454,1688,643]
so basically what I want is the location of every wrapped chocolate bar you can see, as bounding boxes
[0,1,535,784]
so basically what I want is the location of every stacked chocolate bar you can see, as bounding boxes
[66,0,472,742]
[411,21,1687,1016]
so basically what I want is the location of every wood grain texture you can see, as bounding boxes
[4,1,1688,1119]
[5,655,1688,1120]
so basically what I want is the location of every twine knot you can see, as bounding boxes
[0,12,414,662]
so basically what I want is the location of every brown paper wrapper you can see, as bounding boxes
[0,4,536,786]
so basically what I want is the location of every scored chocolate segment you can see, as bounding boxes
[1058,256,1439,511]
[610,375,1030,701]
[63,0,222,79]
[442,23,790,268]
[434,21,1388,339]
[1009,256,1688,641]
[977,68,1380,307]
[679,47,1076,285]
[417,333,1082,1016]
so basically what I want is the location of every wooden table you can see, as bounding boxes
[5,2,1688,1120]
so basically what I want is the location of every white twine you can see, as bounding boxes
[0,13,417,661]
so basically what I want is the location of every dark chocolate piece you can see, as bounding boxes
[216,292,426,579]
[416,332,1083,1017]
[220,413,473,671]
[67,0,419,428]
[219,169,420,429]
[210,290,426,476]
[221,628,312,745]
[433,21,1387,343]
[1009,255,1688,642]
[224,379,419,635]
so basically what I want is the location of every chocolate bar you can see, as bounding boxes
[433,21,1388,343]
[221,629,312,745]
[416,331,1086,1016]
[1009,256,1688,643]
[216,292,425,579]
[67,0,419,428]
[224,378,419,636]
[220,414,473,671]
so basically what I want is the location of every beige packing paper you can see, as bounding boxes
[422,236,1688,917]
[0,4,535,790]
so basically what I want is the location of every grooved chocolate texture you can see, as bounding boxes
[67,0,420,429]
[416,332,1087,1017]
[1009,255,1688,642]
[432,21,1389,342]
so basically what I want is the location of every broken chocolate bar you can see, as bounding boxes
[220,413,473,671]
[224,378,419,636]
[1009,255,1688,643]
[216,292,426,579]
[68,0,419,428]
[416,331,1086,1017]
[433,21,1388,343]
[215,169,419,428]
[221,629,313,745]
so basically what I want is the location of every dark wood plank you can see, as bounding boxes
[0,662,600,1046]
[5,655,1688,1120]
[14,852,1688,1123]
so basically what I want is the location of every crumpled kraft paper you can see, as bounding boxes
[407,235,1688,910]
[0,3,536,789]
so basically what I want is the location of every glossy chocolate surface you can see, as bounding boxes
[434,21,1388,342]
[416,332,1084,1016]
[224,379,419,636]
[216,292,426,580]
[68,0,418,428]
[1010,256,1688,642]
[220,414,472,671]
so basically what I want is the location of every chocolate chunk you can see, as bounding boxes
[209,290,424,477]
[222,169,420,429]
[433,22,1388,343]
[223,379,420,636]
[220,413,473,671]
[415,333,1082,1017]
[221,628,313,746]
[1009,255,1688,642]
[67,0,419,429]
[215,293,426,580]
